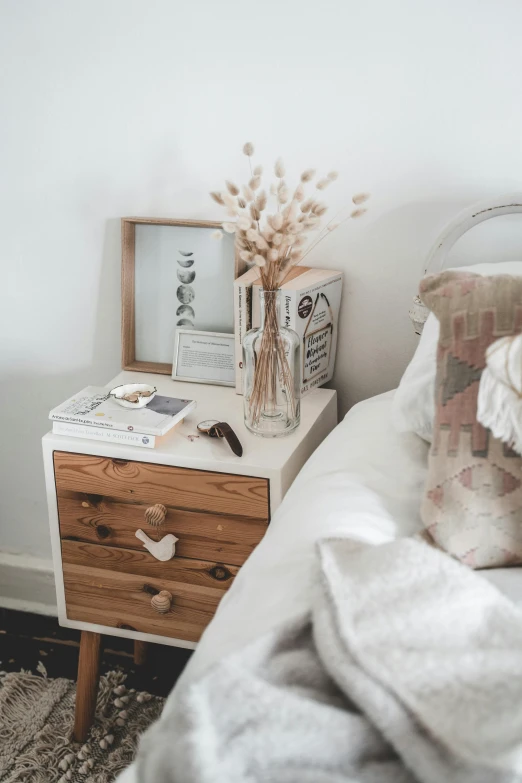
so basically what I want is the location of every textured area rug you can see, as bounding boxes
[0,668,164,782]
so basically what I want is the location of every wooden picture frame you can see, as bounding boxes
[122,217,243,375]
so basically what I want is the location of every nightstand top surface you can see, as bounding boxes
[43,371,336,479]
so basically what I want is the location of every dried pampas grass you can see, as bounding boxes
[209,142,370,429]
[209,141,370,289]
[274,158,286,178]
[352,192,370,205]
[300,168,316,183]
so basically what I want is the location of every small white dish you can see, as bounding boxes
[109,383,157,409]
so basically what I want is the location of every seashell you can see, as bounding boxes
[144,504,167,527]
[105,734,114,745]
[151,590,172,614]
[66,773,73,781]
[113,698,124,708]
[116,718,125,726]
[113,684,126,695]
[99,739,108,749]
[58,759,69,771]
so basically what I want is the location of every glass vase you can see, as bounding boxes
[242,288,301,437]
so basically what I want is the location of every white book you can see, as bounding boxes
[52,421,158,448]
[49,386,196,436]
[251,268,343,397]
[233,266,260,394]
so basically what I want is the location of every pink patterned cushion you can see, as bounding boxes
[419,270,522,569]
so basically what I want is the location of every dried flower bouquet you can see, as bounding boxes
[210,143,369,431]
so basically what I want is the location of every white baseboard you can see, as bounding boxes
[0,551,57,616]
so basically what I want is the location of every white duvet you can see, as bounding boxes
[118,390,522,782]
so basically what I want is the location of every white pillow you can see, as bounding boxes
[392,261,522,442]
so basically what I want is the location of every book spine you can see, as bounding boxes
[52,422,156,448]
[49,413,160,436]
[234,280,253,395]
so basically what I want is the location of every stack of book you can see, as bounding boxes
[49,387,196,449]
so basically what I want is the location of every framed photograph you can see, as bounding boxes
[173,329,235,387]
[122,217,244,375]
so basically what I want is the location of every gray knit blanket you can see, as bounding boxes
[136,538,522,782]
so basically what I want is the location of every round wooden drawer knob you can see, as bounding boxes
[151,590,172,614]
[144,504,167,527]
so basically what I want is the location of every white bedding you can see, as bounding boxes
[119,390,522,782]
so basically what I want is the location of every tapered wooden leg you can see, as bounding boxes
[74,631,102,743]
[134,640,148,666]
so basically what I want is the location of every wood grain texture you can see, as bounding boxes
[121,219,136,369]
[61,539,238,588]
[74,631,101,742]
[63,562,223,642]
[54,452,269,519]
[58,490,267,566]
[133,640,148,665]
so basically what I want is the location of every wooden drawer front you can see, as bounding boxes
[62,541,237,642]
[57,491,267,567]
[54,452,269,520]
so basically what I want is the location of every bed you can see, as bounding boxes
[119,388,522,782]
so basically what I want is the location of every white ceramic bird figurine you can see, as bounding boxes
[135,529,179,561]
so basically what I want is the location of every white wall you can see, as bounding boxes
[2,0,522,564]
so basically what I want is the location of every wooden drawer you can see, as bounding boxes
[57,490,267,567]
[62,540,237,642]
[54,452,269,520]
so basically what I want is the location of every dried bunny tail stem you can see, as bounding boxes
[253,254,266,267]
[278,185,289,204]
[300,168,316,183]
[222,192,238,209]
[272,232,283,246]
[269,183,278,196]
[300,198,313,213]
[255,190,267,211]
[211,230,224,241]
[250,204,261,221]
[249,176,261,190]
[316,178,332,190]
[237,197,247,209]
[243,184,255,201]
[222,222,237,233]
[274,158,286,178]
[287,199,300,222]
[243,142,255,156]
[225,180,240,196]
[293,183,305,202]
[327,170,339,181]
[352,192,371,205]
[237,215,251,231]
[253,164,263,176]
[351,207,368,218]
[239,249,254,262]
[246,228,269,249]
[267,248,279,262]
[210,191,225,206]
[261,226,275,242]
[268,213,283,230]
[312,202,327,216]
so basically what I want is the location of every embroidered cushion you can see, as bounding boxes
[419,270,522,569]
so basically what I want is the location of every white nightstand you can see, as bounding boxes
[42,371,337,740]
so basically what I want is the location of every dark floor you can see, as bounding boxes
[0,608,193,697]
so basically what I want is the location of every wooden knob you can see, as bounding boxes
[144,504,167,527]
[151,590,172,614]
